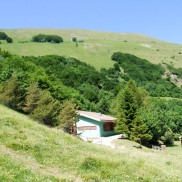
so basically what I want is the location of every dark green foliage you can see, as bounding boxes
[0,48,182,144]
[111,52,182,98]
[96,90,114,114]
[114,63,120,71]
[131,115,152,146]
[0,76,25,111]
[0,50,115,127]
[30,89,61,126]
[23,82,41,114]
[22,81,70,127]
[0,48,12,58]
[161,129,174,145]
[0,32,13,43]
[26,55,118,105]
[143,80,182,97]
[0,32,8,40]
[32,34,63,43]
[113,80,152,146]
[111,52,164,82]
[6,37,13,43]
[72,37,77,42]
[57,100,78,134]
[114,112,129,135]
[78,84,99,103]
[114,80,148,138]
[139,98,182,144]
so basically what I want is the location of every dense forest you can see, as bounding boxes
[111,52,182,97]
[0,48,181,145]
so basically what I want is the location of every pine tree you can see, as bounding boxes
[23,82,41,114]
[115,111,129,135]
[0,76,24,111]
[23,82,61,126]
[31,90,61,126]
[57,100,79,135]
[131,115,152,147]
[114,80,148,138]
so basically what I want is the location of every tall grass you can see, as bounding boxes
[0,104,181,181]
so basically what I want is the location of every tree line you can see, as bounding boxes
[112,80,182,146]
[111,52,182,98]
[0,49,118,132]
[0,48,181,146]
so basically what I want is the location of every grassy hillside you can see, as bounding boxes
[0,104,181,181]
[0,29,182,69]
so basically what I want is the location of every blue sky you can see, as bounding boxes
[1,0,182,44]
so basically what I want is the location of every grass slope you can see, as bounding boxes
[0,104,181,182]
[0,29,182,69]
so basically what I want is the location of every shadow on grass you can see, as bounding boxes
[166,144,179,148]
[133,145,142,149]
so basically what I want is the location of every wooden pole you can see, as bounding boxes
[179,136,182,147]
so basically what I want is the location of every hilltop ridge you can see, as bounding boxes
[0,29,182,69]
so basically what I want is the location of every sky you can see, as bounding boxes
[1,0,182,44]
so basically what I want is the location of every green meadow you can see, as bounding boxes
[1,29,182,69]
[1,29,182,181]
[0,104,181,181]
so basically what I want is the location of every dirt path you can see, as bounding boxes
[92,134,123,148]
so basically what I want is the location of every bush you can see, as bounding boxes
[0,32,8,40]
[6,37,13,43]
[161,129,174,145]
[32,34,63,43]
[72,37,77,42]
[0,32,13,43]
[174,133,181,141]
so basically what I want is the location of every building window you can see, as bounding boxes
[78,126,97,131]
[103,123,114,131]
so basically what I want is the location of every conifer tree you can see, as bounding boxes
[23,82,61,126]
[31,90,61,126]
[57,100,79,134]
[23,82,41,114]
[0,76,24,111]
[114,80,148,138]
[115,111,129,135]
[131,115,152,147]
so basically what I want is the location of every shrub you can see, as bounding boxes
[0,32,13,43]
[0,32,8,40]
[161,129,174,145]
[72,37,77,42]
[6,37,13,43]
[174,133,181,141]
[32,34,63,43]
